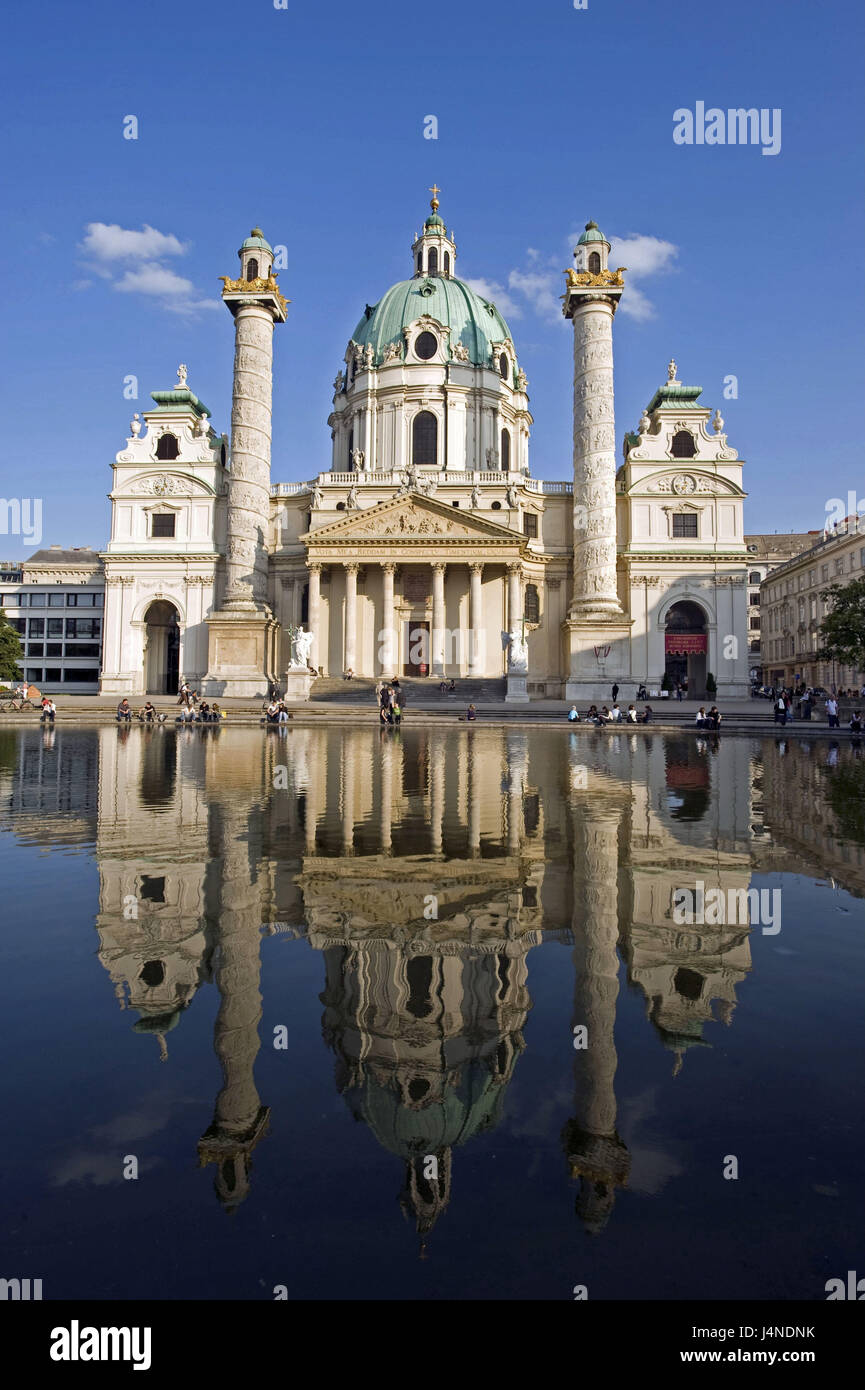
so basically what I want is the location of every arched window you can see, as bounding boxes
[588,251,601,274]
[412,411,437,467]
[499,353,508,380]
[347,429,353,470]
[246,257,258,282]
[443,251,450,276]
[501,429,510,471]
[749,571,761,584]
[427,247,438,276]
[155,432,179,460]
[671,429,697,458]
[524,584,540,622]
[416,251,422,274]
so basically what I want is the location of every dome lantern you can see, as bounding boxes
[411,185,457,280]
[573,219,611,276]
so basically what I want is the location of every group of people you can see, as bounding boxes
[178,700,222,724]
[378,680,404,726]
[694,706,723,730]
[39,695,57,723]
[568,702,651,725]
[263,699,292,724]
[115,695,222,724]
[772,688,862,730]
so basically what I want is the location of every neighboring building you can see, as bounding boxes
[0,547,104,692]
[91,198,748,699]
[759,515,865,690]
[743,532,817,678]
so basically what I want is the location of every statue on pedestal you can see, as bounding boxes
[507,629,529,673]
[288,626,314,671]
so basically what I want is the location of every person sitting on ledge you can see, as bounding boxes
[586,704,599,723]
[343,668,354,680]
[210,702,223,722]
[137,701,157,723]
[466,704,477,721]
[597,706,611,726]
[707,706,722,730]
[849,711,862,733]
[278,701,290,724]
[264,700,280,724]
[695,706,707,728]
[567,704,580,722]
[116,698,132,722]
[640,704,653,724]
[626,704,638,723]
[439,679,448,693]
[448,678,456,693]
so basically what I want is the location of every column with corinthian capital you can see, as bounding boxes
[381,562,396,674]
[343,563,358,675]
[468,562,484,676]
[432,562,446,678]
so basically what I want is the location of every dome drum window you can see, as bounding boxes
[412,410,438,467]
[499,353,509,381]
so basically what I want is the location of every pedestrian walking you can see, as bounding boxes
[611,683,619,703]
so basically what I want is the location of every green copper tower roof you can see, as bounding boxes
[239,227,273,254]
[576,220,607,246]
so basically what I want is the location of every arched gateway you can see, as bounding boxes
[664,600,708,697]
[144,600,180,695]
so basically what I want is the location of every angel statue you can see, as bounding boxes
[288,625,314,670]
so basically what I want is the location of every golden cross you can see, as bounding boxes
[429,183,440,210]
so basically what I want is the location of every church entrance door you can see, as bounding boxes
[664,601,708,698]
[144,600,181,695]
[404,621,430,677]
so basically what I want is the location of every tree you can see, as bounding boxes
[817,576,865,673]
[706,671,717,696]
[0,608,22,683]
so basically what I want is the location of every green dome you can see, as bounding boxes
[577,220,607,246]
[344,1060,506,1159]
[239,227,273,253]
[424,212,445,230]
[351,275,513,368]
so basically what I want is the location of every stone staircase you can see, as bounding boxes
[309,675,507,705]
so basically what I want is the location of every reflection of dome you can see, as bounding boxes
[351,278,513,369]
[343,1058,507,1160]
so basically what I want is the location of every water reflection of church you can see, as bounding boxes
[6,725,859,1239]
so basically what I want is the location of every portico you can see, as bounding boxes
[300,492,530,679]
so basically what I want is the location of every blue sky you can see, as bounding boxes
[2,0,863,558]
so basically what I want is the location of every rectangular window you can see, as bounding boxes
[522,513,538,539]
[93,592,104,607]
[47,618,63,636]
[48,593,66,607]
[749,593,760,606]
[8,617,25,634]
[749,617,761,630]
[28,592,45,607]
[672,513,698,538]
[63,669,98,682]
[0,593,18,606]
[45,642,63,656]
[28,618,44,637]
[821,565,829,581]
[25,668,42,684]
[152,513,176,538]
[67,643,100,658]
[860,547,865,568]
[44,668,62,682]
[27,644,45,657]
[65,618,101,638]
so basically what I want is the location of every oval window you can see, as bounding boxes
[415,331,438,360]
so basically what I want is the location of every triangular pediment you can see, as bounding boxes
[305,491,525,545]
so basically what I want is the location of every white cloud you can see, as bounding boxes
[77,222,217,315]
[606,232,678,320]
[80,222,187,263]
[507,267,563,325]
[463,275,523,320]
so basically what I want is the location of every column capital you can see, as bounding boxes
[507,560,523,575]
[469,561,484,575]
[381,560,396,575]
[344,561,359,575]
[432,560,447,574]
[308,561,322,575]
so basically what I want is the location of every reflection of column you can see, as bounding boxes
[341,736,355,856]
[563,800,630,1233]
[430,749,444,854]
[381,562,396,674]
[507,563,522,631]
[380,732,393,853]
[198,801,269,1210]
[343,563,358,674]
[308,564,321,672]
[468,736,481,857]
[469,562,483,676]
[305,739,319,853]
[432,562,446,677]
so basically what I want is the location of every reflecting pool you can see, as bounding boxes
[0,724,863,1300]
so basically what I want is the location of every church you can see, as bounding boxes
[99,192,750,701]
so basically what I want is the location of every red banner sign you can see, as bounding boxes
[665,633,707,655]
